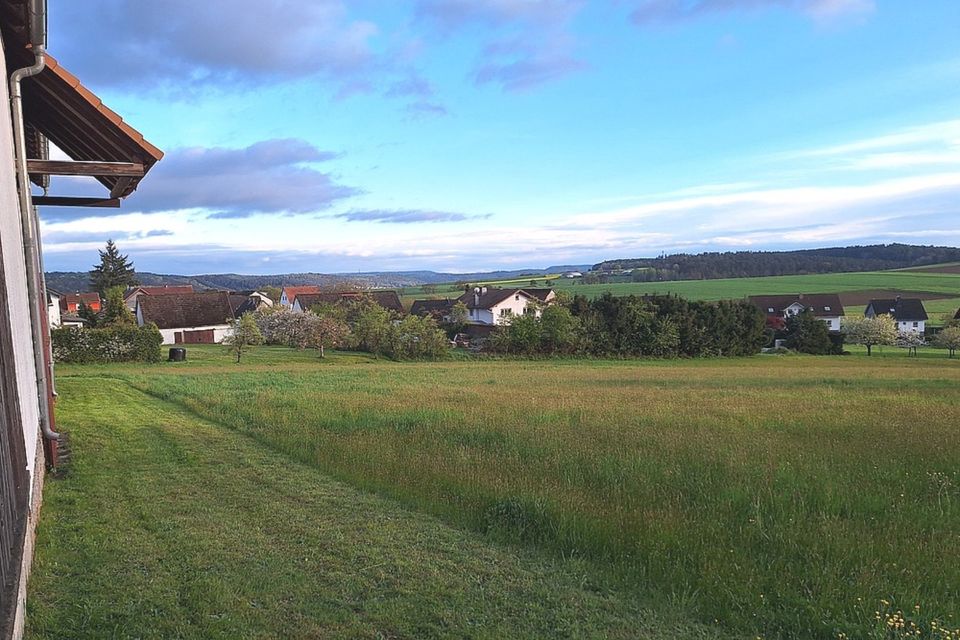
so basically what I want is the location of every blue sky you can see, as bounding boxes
[38,0,960,274]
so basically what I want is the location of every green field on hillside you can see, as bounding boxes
[401,267,960,308]
[29,346,960,639]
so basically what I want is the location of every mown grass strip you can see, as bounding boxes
[27,376,720,639]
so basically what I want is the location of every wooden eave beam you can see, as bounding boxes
[109,177,133,199]
[32,196,120,208]
[25,159,145,177]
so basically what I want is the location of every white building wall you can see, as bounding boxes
[47,295,61,329]
[898,320,925,333]
[0,46,42,495]
[490,294,540,325]
[158,324,233,345]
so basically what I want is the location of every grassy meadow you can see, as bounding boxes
[29,345,960,639]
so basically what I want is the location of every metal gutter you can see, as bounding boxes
[10,43,59,441]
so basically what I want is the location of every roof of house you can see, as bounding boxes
[124,285,195,300]
[747,294,845,318]
[228,294,262,317]
[410,299,454,317]
[138,292,235,330]
[281,285,321,301]
[457,288,536,310]
[865,298,928,321]
[60,292,101,307]
[1,2,162,199]
[294,291,405,313]
[524,288,556,302]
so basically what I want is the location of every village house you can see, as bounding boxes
[0,0,162,634]
[136,291,235,345]
[279,285,320,308]
[748,294,846,332]
[58,291,100,314]
[864,297,928,333]
[457,287,553,326]
[292,290,404,315]
[123,284,195,311]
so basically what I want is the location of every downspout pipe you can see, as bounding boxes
[10,44,59,441]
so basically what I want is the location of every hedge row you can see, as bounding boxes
[51,325,163,364]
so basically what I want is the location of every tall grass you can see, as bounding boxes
[128,354,960,638]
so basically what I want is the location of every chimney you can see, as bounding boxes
[473,287,481,306]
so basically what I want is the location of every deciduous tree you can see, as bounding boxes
[842,315,897,356]
[934,326,960,358]
[223,313,264,363]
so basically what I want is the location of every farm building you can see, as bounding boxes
[136,291,235,345]
[123,284,195,311]
[410,298,455,321]
[864,297,928,333]
[0,0,162,635]
[457,287,553,326]
[748,294,845,332]
[292,291,404,315]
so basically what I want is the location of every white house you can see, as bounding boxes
[748,294,846,332]
[457,287,552,326]
[137,291,235,345]
[865,297,928,333]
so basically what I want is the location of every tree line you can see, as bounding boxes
[593,244,960,281]
[491,293,766,357]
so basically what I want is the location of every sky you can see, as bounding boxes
[37,0,960,275]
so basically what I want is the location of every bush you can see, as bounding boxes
[52,324,163,363]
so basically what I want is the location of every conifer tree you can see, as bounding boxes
[89,240,138,295]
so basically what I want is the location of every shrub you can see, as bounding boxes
[52,324,163,363]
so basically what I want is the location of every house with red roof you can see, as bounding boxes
[279,285,321,308]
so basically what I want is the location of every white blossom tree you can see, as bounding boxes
[842,315,898,356]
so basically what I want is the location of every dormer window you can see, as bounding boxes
[824,306,831,311]
[768,307,774,313]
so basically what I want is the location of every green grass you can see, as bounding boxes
[28,367,721,639]
[548,270,960,301]
[33,345,960,639]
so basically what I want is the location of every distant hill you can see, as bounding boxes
[44,265,592,294]
[592,244,960,281]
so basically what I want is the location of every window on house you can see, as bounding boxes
[824,306,831,311]
[768,307,774,313]
[500,309,512,317]
[913,321,918,327]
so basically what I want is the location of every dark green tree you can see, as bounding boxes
[784,310,834,355]
[99,285,136,327]
[89,240,138,295]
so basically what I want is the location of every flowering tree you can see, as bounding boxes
[841,315,898,356]
[895,330,926,356]
[934,326,960,358]
[301,314,350,358]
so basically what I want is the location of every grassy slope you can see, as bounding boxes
[55,346,960,639]
[27,370,720,639]
[547,270,960,300]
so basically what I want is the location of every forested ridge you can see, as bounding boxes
[593,244,960,280]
